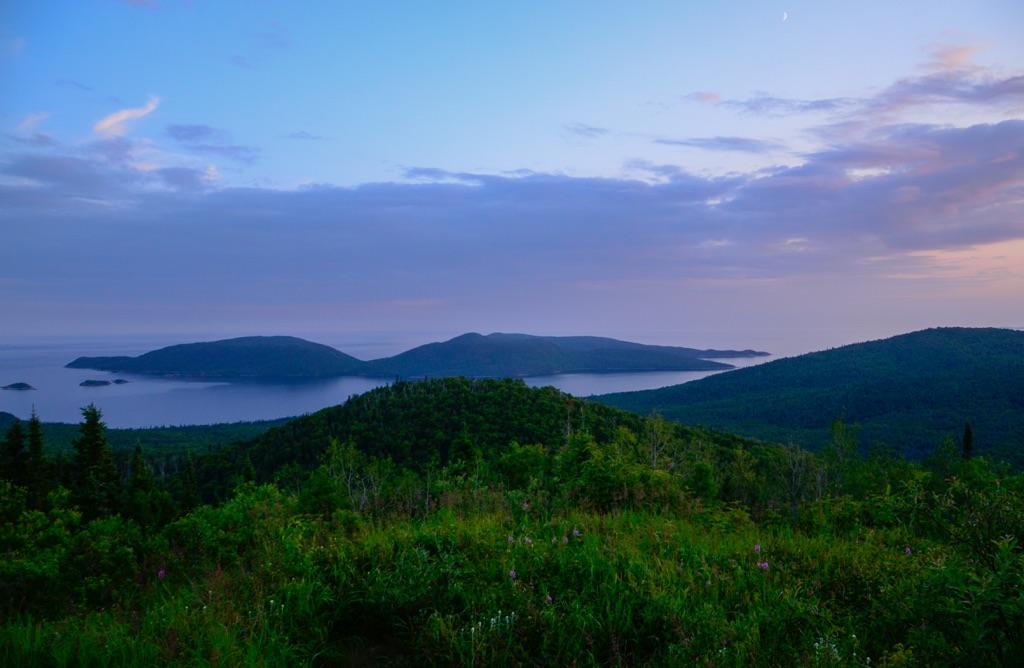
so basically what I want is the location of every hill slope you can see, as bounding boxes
[200,376,764,496]
[67,336,366,379]
[595,327,1024,465]
[361,332,765,377]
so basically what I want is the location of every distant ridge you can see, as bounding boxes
[595,327,1024,465]
[67,336,364,379]
[66,332,768,380]
[361,332,766,377]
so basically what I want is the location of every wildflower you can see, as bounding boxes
[545,594,553,605]
[551,536,558,544]
[572,527,582,538]
[508,569,517,581]
[507,534,514,544]
[522,537,533,546]
[904,546,912,555]
[757,561,769,571]
[754,543,761,554]
[562,535,569,545]
[157,569,166,580]
[521,500,530,511]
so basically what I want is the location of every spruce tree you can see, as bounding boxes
[129,443,153,494]
[181,451,201,510]
[1,420,27,487]
[127,442,164,527]
[26,410,50,508]
[71,404,122,519]
[962,422,974,460]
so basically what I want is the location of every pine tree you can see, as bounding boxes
[71,404,122,519]
[1,420,27,487]
[962,422,974,460]
[26,410,50,509]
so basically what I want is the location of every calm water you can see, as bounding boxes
[0,337,775,428]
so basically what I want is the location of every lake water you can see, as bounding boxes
[0,337,775,428]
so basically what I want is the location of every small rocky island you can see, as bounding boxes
[2,382,36,391]
[79,378,130,387]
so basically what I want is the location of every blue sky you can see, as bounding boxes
[2,1,1023,349]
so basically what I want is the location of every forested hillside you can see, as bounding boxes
[360,332,765,377]
[598,327,1024,466]
[65,332,766,380]
[67,336,366,378]
[2,379,1022,665]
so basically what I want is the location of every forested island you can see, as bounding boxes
[597,327,1024,467]
[65,332,767,380]
[2,377,1021,665]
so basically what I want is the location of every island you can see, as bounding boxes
[66,333,769,380]
[80,380,112,387]
[360,332,768,378]
[2,382,36,391]
[67,336,365,379]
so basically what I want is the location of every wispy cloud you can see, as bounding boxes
[286,130,327,141]
[694,45,1023,120]
[721,93,857,116]
[257,24,291,50]
[685,91,722,104]
[165,123,259,164]
[564,122,610,138]
[655,136,783,153]
[55,78,94,92]
[93,97,160,137]
[166,124,219,142]
[16,113,50,135]
[7,113,55,147]
[228,55,254,69]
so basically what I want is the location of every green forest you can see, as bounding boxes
[598,328,1024,467]
[2,378,1022,666]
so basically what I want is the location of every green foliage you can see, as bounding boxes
[2,379,1023,665]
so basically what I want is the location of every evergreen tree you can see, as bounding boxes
[26,410,50,509]
[71,404,122,519]
[181,451,201,510]
[129,443,153,494]
[962,422,974,460]
[1,420,27,487]
[125,442,174,528]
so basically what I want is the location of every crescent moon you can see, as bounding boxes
[782,11,789,22]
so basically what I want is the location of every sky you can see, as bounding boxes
[1,1,1023,353]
